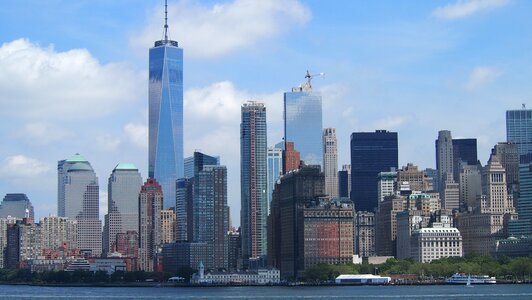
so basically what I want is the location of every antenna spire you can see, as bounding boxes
[164,0,169,42]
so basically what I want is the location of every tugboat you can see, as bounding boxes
[446,273,496,284]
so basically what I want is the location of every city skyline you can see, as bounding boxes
[1,0,532,227]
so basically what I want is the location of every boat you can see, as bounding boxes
[446,273,496,284]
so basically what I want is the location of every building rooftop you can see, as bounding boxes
[65,153,88,163]
[114,163,138,171]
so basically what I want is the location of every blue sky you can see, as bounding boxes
[1,0,531,225]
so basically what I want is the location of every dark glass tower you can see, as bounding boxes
[452,138,478,181]
[506,108,532,157]
[148,4,184,208]
[350,130,398,212]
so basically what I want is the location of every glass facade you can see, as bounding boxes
[241,102,268,260]
[350,131,398,212]
[267,147,283,213]
[506,109,532,157]
[284,89,323,167]
[148,39,184,208]
[106,163,142,253]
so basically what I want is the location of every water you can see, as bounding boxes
[0,284,531,299]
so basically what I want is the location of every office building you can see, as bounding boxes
[115,231,139,259]
[410,223,462,263]
[323,128,338,197]
[175,177,193,242]
[162,241,210,273]
[57,154,102,256]
[283,141,300,174]
[441,173,460,211]
[378,171,397,203]
[0,194,34,220]
[354,211,375,257]
[267,146,283,211]
[459,164,482,211]
[105,163,142,254]
[338,164,351,198]
[148,5,184,208]
[284,75,323,167]
[160,209,176,244]
[397,164,431,192]
[228,230,242,271]
[435,130,454,192]
[375,195,408,256]
[492,142,520,191]
[452,138,478,181]
[138,178,163,272]
[506,107,532,156]
[351,130,398,212]
[240,101,268,262]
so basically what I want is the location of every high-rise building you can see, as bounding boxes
[378,171,397,203]
[436,130,454,191]
[138,178,163,272]
[354,211,375,258]
[441,173,460,211]
[57,154,101,256]
[228,229,242,271]
[105,163,142,254]
[40,216,77,252]
[148,4,184,208]
[508,158,532,236]
[195,165,229,270]
[283,141,300,174]
[323,128,338,197]
[397,164,431,192]
[459,164,482,211]
[175,177,193,242]
[284,75,323,167]
[492,142,520,190]
[240,101,268,262]
[338,164,351,198]
[267,146,283,212]
[506,107,532,157]
[375,195,408,256]
[184,151,219,179]
[0,194,34,220]
[351,130,398,212]
[160,209,176,244]
[452,138,478,181]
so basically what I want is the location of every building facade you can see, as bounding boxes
[284,80,323,167]
[0,194,34,220]
[436,130,454,191]
[138,178,163,271]
[410,223,463,263]
[506,107,532,157]
[323,128,338,197]
[354,211,375,257]
[240,101,268,262]
[351,130,398,212]
[283,141,300,174]
[160,209,176,244]
[148,17,184,208]
[105,163,142,254]
[338,164,351,198]
[57,154,101,256]
[267,146,283,212]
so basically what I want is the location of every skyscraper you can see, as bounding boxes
[175,177,193,242]
[435,130,454,191]
[138,178,163,272]
[452,138,478,181]
[284,74,323,167]
[148,3,184,208]
[240,101,268,262]
[0,194,34,220]
[338,164,351,198]
[57,154,101,256]
[267,146,283,211]
[323,128,338,197]
[105,163,142,254]
[506,107,532,157]
[351,130,398,212]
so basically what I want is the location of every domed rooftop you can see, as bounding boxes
[68,162,93,172]
[66,153,88,163]
[114,163,138,171]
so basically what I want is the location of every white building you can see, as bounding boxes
[410,223,463,263]
[323,128,338,198]
[192,262,280,285]
[377,171,397,202]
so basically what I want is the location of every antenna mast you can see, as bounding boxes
[164,0,169,42]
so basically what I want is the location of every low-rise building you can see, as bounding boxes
[410,223,463,263]
[191,262,280,285]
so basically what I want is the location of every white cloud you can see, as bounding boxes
[432,0,509,19]
[372,116,410,130]
[124,123,148,149]
[0,155,51,178]
[21,122,72,145]
[465,66,503,91]
[0,38,143,121]
[95,134,122,152]
[130,0,311,58]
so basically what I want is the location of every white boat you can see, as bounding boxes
[446,273,496,284]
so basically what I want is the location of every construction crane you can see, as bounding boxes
[302,70,325,90]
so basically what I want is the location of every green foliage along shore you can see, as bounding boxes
[303,255,532,282]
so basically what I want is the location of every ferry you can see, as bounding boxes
[446,273,496,284]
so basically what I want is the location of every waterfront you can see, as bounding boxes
[0,284,531,299]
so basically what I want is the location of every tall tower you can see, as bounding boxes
[267,146,283,211]
[323,128,338,197]
[506,106,532,157]
[436,130,454,192]
[138,178,163,272]
[148,1,184,208]
[284,72,323,167]
[57,153,102,256]
[350,130,398,212]
[240,101,268,262]
[105,163,142,253]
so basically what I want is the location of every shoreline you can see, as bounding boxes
[0,281,530,288]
